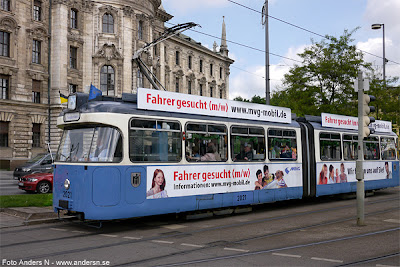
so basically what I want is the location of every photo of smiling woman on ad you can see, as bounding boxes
[147,169,168,199]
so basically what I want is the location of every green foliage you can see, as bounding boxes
[272,28,372,117]
[250,95,266,104]
[367,74,400,127]
[233,95,266,104]
[233,96,250,102]
[0,194,53,208]
[234,28,399,130]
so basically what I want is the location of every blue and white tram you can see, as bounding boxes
[53,89,399,220]
[298,114,399,198]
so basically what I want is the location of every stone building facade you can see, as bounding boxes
[0,0,233,169]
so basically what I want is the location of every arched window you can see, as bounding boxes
[102,13,114,33]
[100,65,115,96]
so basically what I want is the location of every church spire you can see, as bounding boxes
[220,16,229,57]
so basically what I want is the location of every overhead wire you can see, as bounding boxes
[117,22,279,79]
[163,21,301,80]
[227,0,400,66]
[227,0,325,38]
[165,21,303,64]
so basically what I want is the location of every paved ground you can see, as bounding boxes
[0,206,69,228]
[0,171,25,196]
[0,170,68,228]
[0,187,399,266]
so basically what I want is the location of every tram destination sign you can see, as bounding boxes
[137,88,292,123]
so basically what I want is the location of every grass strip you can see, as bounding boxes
[0,194,52,208]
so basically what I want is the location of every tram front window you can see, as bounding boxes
[57,127,122,162]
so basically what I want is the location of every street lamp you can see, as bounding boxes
[371,23,386,87]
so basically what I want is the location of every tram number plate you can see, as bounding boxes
[63,191,72,199]
[233,192,253,204]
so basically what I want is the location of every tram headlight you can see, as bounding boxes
[67,95,77,110]
[64,179,70,190]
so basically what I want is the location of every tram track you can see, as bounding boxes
[336,252,400,266]
[1,194,397,238]
[111,208,400,267]
[2,196,398,265]
[0,195,398,249]
[148,228,400,267]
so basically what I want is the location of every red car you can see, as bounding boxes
[18,173,53,194]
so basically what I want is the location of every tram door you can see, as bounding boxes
[297,120,316,197]
[125,167,146,204]
[92,167,122,206]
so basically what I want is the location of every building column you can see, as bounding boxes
[50,3,69,151]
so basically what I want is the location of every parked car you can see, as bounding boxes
[13,153,55,180]
[18,173,53,194]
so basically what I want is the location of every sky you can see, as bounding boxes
[162,0,400,100]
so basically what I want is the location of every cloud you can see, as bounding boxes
[357,38,399,80]
[229,64,293,100]
[163,0,228,15]
[364,0,400,34]
[229,44,308,100]
[362,0,400,80]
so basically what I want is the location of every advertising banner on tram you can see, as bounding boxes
[316,161,394,185]
[145,163,302,199]
[321,113,392,133]
[137,88,292,124]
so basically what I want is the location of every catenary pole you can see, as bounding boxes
[262,0,270,104]
[382,24,386,88]
[356,71,365,226]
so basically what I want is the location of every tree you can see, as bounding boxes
[271,28,372,117]
[233,95,266,104]
[367,74,399,130]
[233,96,250,102]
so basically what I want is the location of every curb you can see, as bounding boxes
[1,207,75,227]
[3,208,58,220]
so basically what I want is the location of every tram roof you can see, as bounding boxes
[60,93,300,128]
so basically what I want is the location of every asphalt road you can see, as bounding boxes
[1,187,399,266]
[0,171,25,196]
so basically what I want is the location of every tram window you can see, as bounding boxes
[186,124,206,132]
[57,126,122,163]
[381,137,396,160]
[343,135,358,160]
[267,129,297,160]
[232,126,265,162]
[319,132,341,161]
[363,136,379,160]
[129,119,182,162]
[185,123,227,162]
[131,120,154,129]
